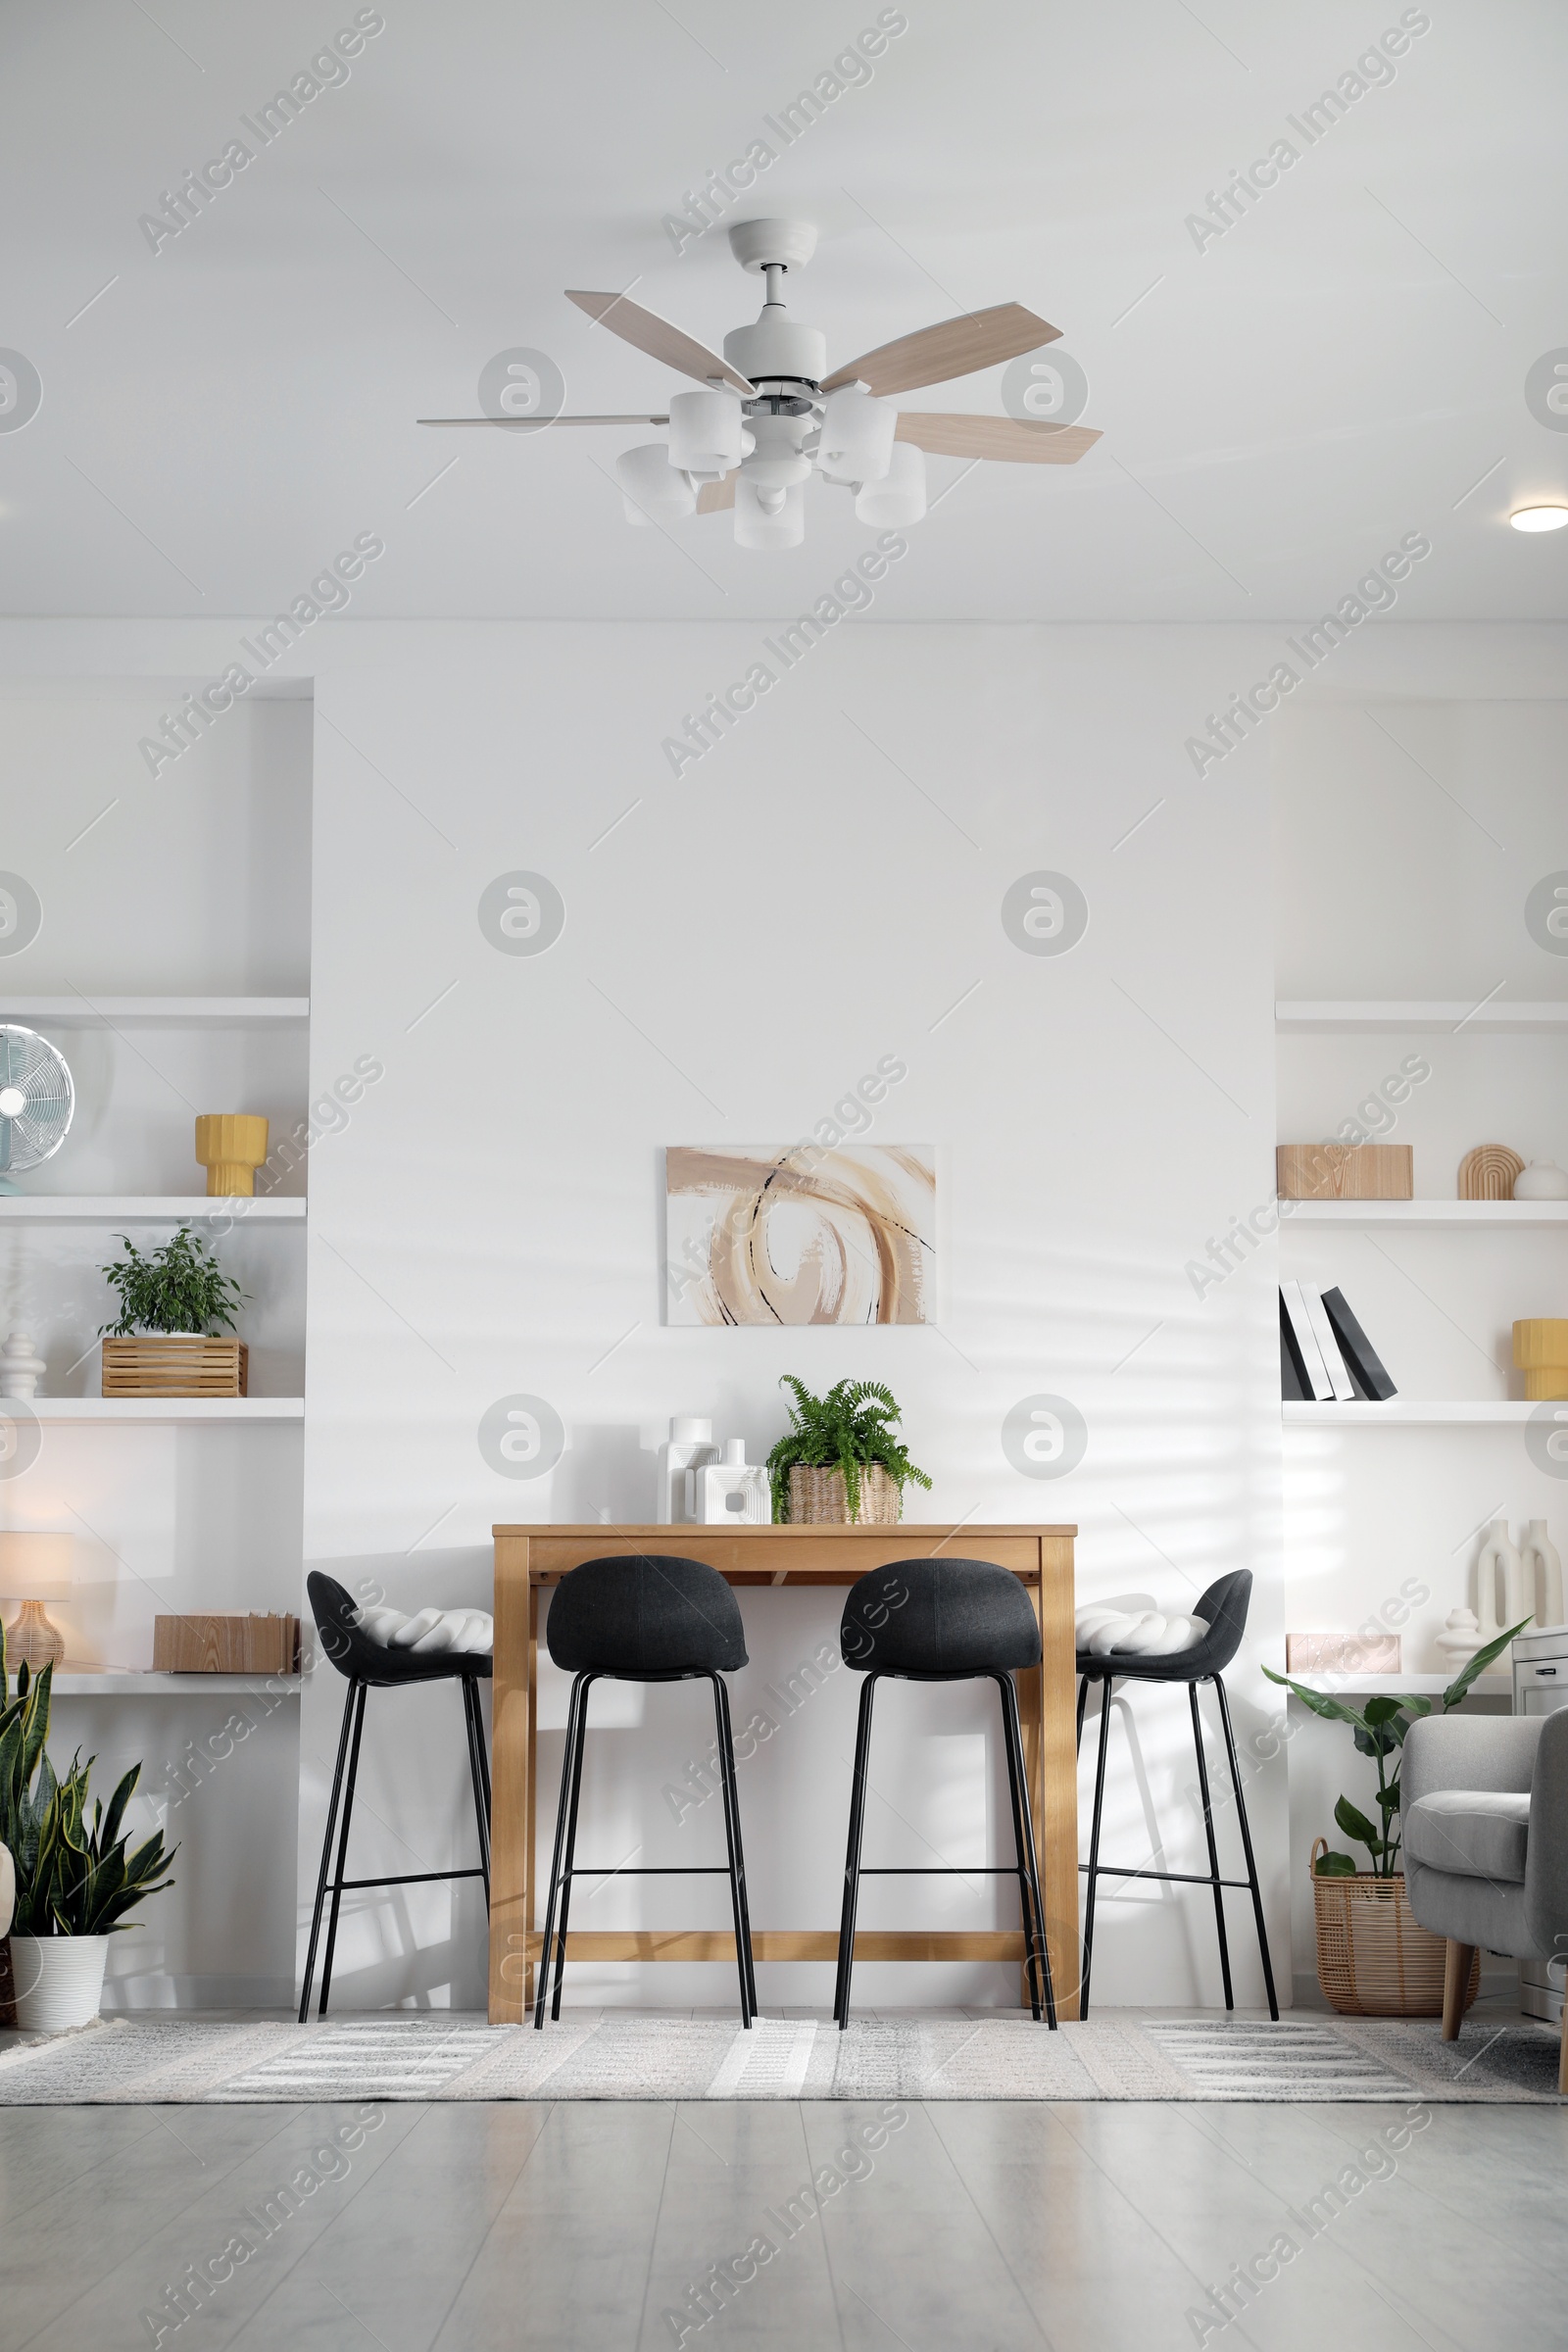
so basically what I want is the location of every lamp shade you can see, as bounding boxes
[0,1531,73,1600]
[615,442,696,524]
[855,442,926,527]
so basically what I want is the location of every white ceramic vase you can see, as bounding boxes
[1522,1520,1565,1631]
[1475,1519,1528,1641]
[0,1839,14,1937]
[1513,1161,1568,1200]
[10,1935,110,2033]
[1435,1606,1484,1665]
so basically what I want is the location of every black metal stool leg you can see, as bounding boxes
[710,1676,755,2027]
[1075,1673,1088,1758]
[299,1676,361,2023]
[834,1673,879,2030]
[317,1681,368,2019]
[1080,1676,1113,2021]
[534,1673,587,2029]
[462,1679,491,1909]
[1213,1673,1279,2021]
[550,1671,596,2021]
[1189,1683,1233,2009]
[996,1672,1055,2027]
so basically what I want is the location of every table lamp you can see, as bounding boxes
[0,1532,74,1672]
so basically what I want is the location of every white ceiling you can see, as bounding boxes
[2,0,1566,622]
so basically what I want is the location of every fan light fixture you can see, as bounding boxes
[1510,505,1568,533]
[418,219,1103,554]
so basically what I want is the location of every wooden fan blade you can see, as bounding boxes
[417,414,669,427]
[823,304,1059,396]
[566,290,754,395]
[894,414,1101,464]
[695,473,737,514]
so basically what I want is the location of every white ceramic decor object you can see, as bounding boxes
[0,1838,14,1937]
[0,1332,45,1397]
[1522,1521,1565,1631]
[690,1438,770,1525]
[657,1417,717,1524]
[1513,1161,1568,1200]
[11,1935,110,2033]
[1476,1519,1529,1642]
[1436,1606,1484,1664]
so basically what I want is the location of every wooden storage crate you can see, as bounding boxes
[101,1337,248,1397]
[1277,1143,1413,1200]
[153,1613,299,1674]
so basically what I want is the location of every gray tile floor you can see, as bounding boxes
[3,2013,1566,2351]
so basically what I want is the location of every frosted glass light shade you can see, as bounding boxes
[855,442,926,526]
[615,443,697,524]
[668,388,747,476]
[817,385,897,486]
[0,1531,72,1600]
[734,476,805,549]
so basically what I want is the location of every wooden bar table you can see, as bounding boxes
[488,1522,1078,2024]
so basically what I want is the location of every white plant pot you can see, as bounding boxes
[10,1935,110,2033]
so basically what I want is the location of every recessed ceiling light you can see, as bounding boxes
[1509,505,1568,533]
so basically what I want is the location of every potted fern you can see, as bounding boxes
[1,1642,176,2032]
[99,1224,250,1397]
[1263,1619,1525,2018]
[766,1376,932,1525]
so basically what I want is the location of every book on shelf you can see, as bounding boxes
[1279,1283,1398,1401]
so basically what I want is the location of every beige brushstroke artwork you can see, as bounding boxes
[665,1146,935,1326]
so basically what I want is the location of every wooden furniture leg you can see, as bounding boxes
[488,1537,534,2023]
[1031,1534,1080,2020]
[1442,1938,1476,2041]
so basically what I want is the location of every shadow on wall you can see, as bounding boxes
[549,1423,659,1524]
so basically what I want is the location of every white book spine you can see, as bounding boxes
[1282,1281,1335,1400]
[1302,1286,1357,1401]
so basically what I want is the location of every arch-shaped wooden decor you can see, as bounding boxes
[1458,1143,1524,1200]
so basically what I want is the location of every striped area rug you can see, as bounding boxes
[0,2010,1560,2104]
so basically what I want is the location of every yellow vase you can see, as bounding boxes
[194,1113,270,1197]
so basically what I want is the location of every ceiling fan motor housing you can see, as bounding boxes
[742,412,813,490]
[723,313,827,387]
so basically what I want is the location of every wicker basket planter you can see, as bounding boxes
[1310,1838,1478,2018]
[101,1337,248,1398]
[787,1462,902,1526]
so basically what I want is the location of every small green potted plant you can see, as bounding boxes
[99,1224,250,1397]
[766,1376,932,1524]
[1264,1620,1526,2017]
[1,1638,176,2032]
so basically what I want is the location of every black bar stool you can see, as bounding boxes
[1077,1568,1278,2020]
[834,1558,1054,2032]
[534,1552,758,2029]
[299,1571,492,2022]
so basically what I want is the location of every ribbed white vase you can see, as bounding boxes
[10,1935,110,2033]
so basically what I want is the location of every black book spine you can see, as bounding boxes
[1320,1285,1397,1399]
[1279,1291,1310,1400]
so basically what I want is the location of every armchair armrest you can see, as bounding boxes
[1402,1713,1540,1809]
[1526,1709,1568,1960]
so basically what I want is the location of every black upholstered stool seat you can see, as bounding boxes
[833,1557,1054,2030]
[534,1553,757,2029]
[299,1572,492,2023]
[1075,1568,1277,2021]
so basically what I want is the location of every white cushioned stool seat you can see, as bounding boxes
[1403,1788,1531,1884]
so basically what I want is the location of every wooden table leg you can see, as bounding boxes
[1031,1535,1080,2019]
[488,1539,533,2022]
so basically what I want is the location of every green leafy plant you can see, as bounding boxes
[1263,1619,1528,1878]
[765,1376,932,1522]
[98,1224,247,1338]
[1,1631,176,1936]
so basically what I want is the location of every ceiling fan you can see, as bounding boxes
[418,219,1101,549]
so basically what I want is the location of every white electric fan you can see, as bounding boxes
[0,1026,74,1193]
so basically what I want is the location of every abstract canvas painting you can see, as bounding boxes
[665,1145,936,1326]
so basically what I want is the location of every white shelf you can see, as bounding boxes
[1285,1671,1511,1696]
[1283,1200,1568,1226]
[49,1672,304,1696]
[0,996,309,1028]
[1284,1400,1533,1425]
[0,1196,305,1223]
[1276,1000,1568,1034]
[11,1397,304,1423]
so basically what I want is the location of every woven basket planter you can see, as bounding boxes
[101,1337,248,1398]
[787,1462,902,1526]
[1310,1838,1478,2018]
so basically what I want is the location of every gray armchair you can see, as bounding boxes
[1402,1709,1568,2088]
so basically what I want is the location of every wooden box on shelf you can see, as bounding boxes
[1286,1633,1400,1673]
[101,1338,248,1397]
[1276,1143,1413,1200]
[152,1613,298,1674]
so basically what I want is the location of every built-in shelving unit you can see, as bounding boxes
[52,1673,305,1697]
[0,996,309,1027]
[0,1197,305,1222]
[1277,1000,1568,1034]
[1286,1200,1568,1226]
[1284,1401,1537,1425]
[20,1398,305,1423]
